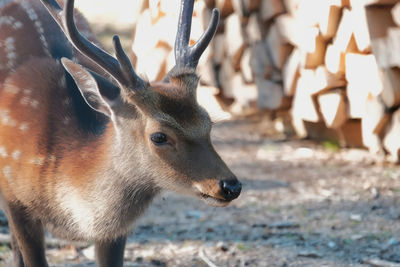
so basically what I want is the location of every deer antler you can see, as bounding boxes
[174,0,220,69]
[40,0,145,90]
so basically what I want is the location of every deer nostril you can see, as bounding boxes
[219,179,242,201]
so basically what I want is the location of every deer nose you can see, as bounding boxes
[219,179,242,201]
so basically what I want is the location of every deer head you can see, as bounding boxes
[40,0,241,206]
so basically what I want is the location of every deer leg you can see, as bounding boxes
[10,233,24,267]
[3,202,48,267]
[95,235,126,267]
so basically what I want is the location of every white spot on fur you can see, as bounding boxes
[2,166,11,181]
[4,83,20,94]
[63,117,71,125]
[30,157,44,165]
[20,96,30,106]
[19,122,29,131]
[23,89,32,95]
[20,2,51,57]
[0,146,8,158]
[59,77,67,88]
[63,98,71,106]
[4,37,16,69]
[11,150,21,160]
[0,16,23,30]
[0,109,16,127]
[30,99,39,109]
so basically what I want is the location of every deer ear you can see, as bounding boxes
[61,58,120,117]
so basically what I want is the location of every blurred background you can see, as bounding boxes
[2,0,400,266]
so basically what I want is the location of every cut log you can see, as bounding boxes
[282,48,301,96]
[240,48,253,83]
[225,13,247,69]
[219,59,236,98]
[216,0,234,17]
[283,0,300,15]
[318,3,342,40]
[265,24,293,69]
[291,69,320,122]
[365,6,395,40]
[386,27,400,67]
[364,0,398,5]
[256,78,284,109]
[318,89,348,128]
[392,3,400,26]
[333,9,353,52]
[243,0,261,13]
[325,44,346,74]
[380,67,400,108]
[260,0,286,21]
[213,34,225,65]
[159,0,180,15]
[197,86,231,121]
[351,6,371,52]
[198,59,217,86]
[361,94,386,153]
[301,33,327,69]
[135,45,169,81]
[339,119,364,148]
[345,53,382,118]
[314,66,346,92]
[383,108,400,162]
[249,41,272,78]
[245,14,262,43]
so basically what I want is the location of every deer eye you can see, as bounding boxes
[150,132,168,145]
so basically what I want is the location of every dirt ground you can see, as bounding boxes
[0,115,399,267]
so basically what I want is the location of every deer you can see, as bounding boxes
[0,0,242,266]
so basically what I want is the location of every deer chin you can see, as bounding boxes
[197,192,231,207]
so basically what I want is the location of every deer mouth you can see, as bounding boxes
[198,192,231,207]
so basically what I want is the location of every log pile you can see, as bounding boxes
[131,0,400,162]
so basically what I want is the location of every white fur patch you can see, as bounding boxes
[4,37,16,69]
[0,16,23,30]
[56,182,96,238]
[11,150,21,160]
[19,122,29,131]
[2,166,11,181]
[0,146,8,158]
[20,1,51,57]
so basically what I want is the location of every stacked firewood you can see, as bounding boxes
[131,0,400,162]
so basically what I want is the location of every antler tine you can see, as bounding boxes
[174,0,220,69]
[40,0,144,90]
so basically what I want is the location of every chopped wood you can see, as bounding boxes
[301,33,327,69]
[392,3,400,26]
[283,0,300,15]
[266,24,294,70]
[318,89,348,128]
[291,70,320,122]
[245,14,262,43]
[351,6,371,52]
[213,34,225,65]
[333,9,353,52]
[197,86,231,121]
[325,44,346,74]
[361,95,386,153]
[198,60,217,86]
[386,27,400,67]
[318,3,342,40]
[365,6,395,40]
[256,78,284,109]
[364,0,398,6]
[314,66,346,92]
[216,0,234,17]
[345,53,382,118]
[225,13,247,69]
[383,109,400,162]
[282,48,301,96]
[135,46,169,81]
[380,67,400,108]
[240,48,253,83]
[339,119,364,148]
[219,59,236,98]
[249,41,272,78]
[260,0,286,21]
[243,0,261,13]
